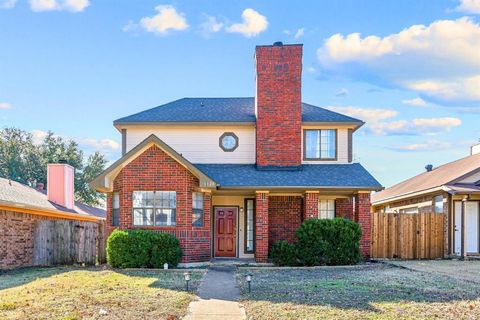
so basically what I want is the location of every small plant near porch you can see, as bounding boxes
[107,229,182,268]
[271,218,362,266]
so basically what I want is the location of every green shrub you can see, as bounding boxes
[106,229,182,268]
[270,240,298,266]
[295,218,362,266]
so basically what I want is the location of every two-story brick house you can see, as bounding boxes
[91,42,382,264]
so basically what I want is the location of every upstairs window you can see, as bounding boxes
[304,129,336,160]
[132,191,176,226]
[192,192,204,227]
[319,199,335,219]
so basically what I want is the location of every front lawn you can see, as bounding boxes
[0,266,204,320]
[236,262,480,319]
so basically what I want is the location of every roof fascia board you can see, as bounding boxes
[0,202,103,222]
[372,186,445,206]
[217,185,380,191]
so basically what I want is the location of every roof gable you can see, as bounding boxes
[372,153,480,204]
[90,134,217,192]
[114,97,364,126]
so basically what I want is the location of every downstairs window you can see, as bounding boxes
[319,199,335,219]
[132,191,176,226]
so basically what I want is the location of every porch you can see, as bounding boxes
[209,190,372,263]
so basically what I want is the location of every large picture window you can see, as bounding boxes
[132,191,176,226]
[304,129,336,160]
[192,192,204,227]
[319,199,335,219]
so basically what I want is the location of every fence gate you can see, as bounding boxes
[33,220,105,266]
[371,212,445,259]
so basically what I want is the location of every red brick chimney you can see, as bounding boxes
[255,42,303,169]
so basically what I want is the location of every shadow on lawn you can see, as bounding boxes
[237,263,480,313]
[0,266,76,291]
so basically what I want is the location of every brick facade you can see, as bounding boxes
[336,197,354,220]
[255,44,303,168]
[355,193,371,257]
[255,191,269,262]
[0,210,69,269]
[303,191,319,219]
[269,196,303,248]
[108,145,211,263]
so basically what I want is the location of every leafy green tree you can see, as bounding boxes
[0,127,108,206]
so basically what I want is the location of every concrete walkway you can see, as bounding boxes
[183,266,246,320]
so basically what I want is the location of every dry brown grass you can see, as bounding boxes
[0,266,205,320]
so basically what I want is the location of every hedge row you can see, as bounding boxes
[106,229,182,268]
[271,218,362,266]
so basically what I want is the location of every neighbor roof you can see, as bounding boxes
[0,177,105,221]
[372,153,480,205]
[114,97,364,126]
[195,163,382,190]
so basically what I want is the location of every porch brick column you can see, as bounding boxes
[355,192,371,258]
[304,191,319,219]
[255,191,269,263]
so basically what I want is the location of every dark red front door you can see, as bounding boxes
[215,207,237,257]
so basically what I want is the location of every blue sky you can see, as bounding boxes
[1,0,479,187]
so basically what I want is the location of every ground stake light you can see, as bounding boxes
[163,263,169,270]
[245,273,252,293]
[184,272,190,291]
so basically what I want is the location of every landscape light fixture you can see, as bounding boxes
[163,263,169,270]
[184,272,191,291]
[245,273,252,293]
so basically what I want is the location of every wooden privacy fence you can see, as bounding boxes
[33,220,106,266]
[371,211,445,259]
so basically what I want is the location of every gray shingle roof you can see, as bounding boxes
[194,163,382,189]
[114,98,363,125]
[0,178,106,219]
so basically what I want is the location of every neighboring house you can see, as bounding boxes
[91,42,382,264]
[372,143,480,258]
[0,163,105,269]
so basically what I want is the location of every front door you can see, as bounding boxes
[214,207,237,257]
[454,201,480,255]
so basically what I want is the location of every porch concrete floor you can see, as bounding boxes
[183,266,246,320]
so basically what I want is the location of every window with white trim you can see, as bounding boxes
[304,129,336,160]
[319,199,335,219]
[112,192,120,227]
[192,192,204,227]
[132,191,176,226]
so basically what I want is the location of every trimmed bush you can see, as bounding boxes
[295,218,362,266]
[107,229,182,268]
[270,240,298,266]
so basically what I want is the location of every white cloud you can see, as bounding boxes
[138,5,189,35]
[0,102,11,109]
[306,66,316,73]
[326,106,461,136]
[31,129,120,153]
[388,140,455,152]
[317,17,480,106]
[455,0,480,14]
[335,88,349,97]
[0,0,16,9]
[402,97,427,106]
[294,28,305,39]
[199,14,224,37]
[30,0,90,12]
[226,8,268,38]
[326,106,398,123]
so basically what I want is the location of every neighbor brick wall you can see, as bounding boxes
[269,196,303,248]
[0,210,68,269]
[110,145,211,263]
[255,44,303,168]
[255,191,269,262]
[355,193,371,258]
